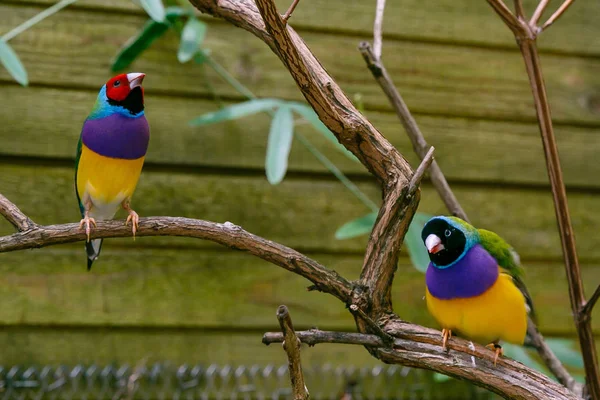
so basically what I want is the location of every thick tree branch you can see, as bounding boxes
[0,194,35,232]
[264,323,579,400]
[0,196,352,303]
[276,306,309,400]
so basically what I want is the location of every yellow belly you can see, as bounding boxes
[426,272,527,344]
[77,144,145,218]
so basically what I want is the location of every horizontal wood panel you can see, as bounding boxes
[0,248,597,336]
[2,5,600,124]
[0,164,597,259]
[14,0,600,57]
[2,86,600,188]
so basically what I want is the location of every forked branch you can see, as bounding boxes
[276,305,309,400]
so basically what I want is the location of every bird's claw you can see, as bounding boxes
[79,216,97,242]
[125,210,139,239]
[441,328,452,351]
[486,343,503,366]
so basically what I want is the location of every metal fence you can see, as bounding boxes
[0,364,493,400]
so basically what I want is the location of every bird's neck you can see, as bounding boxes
[426,244,499,299]
[81,113,150,160]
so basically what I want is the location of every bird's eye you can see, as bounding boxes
[113,80,121,87]
[444,229,452,237]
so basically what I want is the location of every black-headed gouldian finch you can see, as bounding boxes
[75,73,149,270]
[421,216,533,365]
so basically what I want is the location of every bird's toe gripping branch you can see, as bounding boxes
[79,216,97,242]
[486,343,503,366]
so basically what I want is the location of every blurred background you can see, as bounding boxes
[0,0,598,398]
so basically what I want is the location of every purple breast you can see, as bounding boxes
[82,114,149,159]
[426,244,499,299]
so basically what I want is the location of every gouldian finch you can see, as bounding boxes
[421,216,533,364]
[75,73,150,270]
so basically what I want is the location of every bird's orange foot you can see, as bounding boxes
[125,210,139,239]
[486,343,503,366]
[442,328,452,351]
[79,216,97,242]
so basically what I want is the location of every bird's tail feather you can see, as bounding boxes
[86,239,103,271]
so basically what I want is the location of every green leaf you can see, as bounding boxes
[139,0,166,22]
[433,372,451,382]
[335,212,378,240]
[0,40,28,86]
[193,48,211,64]
[111,19,169,72]
[288,103,359,163]
[177,17,207,63]
[265,105,294,185]
[405,212,434,273]
[546,338,584,369]
[189,99,282,126]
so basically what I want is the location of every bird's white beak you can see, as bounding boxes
[425,234,444,254]
[127,72,145,89]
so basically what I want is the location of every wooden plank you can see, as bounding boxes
[2,5,600,124]
[2,86,599,188]
[0,164,598,260]
[13,0,600,57]
[0,248,597,336]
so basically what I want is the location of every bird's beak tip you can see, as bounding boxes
[127,72,145,89]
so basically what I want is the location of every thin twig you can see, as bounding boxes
[408,146,434,195]
[541,0,576,30]
[0,193,35,231]
[358,41,468,221]
[349,304,394,345]
[486,0,528,37]
[263,328,385,347]
[580,284,600,322]
[514,0,525,19]
[530,0,550,27]
[372,0,386,60]
[276,306,309,400]
[2,0,78,42]
[281,0,300,23]
[517,38,600,400]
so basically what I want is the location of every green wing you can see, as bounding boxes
[74,135,85,217]
[478,228,536,320]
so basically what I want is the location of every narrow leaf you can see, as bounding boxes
[177,17,207,63]
[404,212,434,273]
[288,103,359,162]
[139,0,166,22]
[265,105,294,185]
[189,99,282,126]
[546,338,584,369]
[111,20,169,72]
[335,212,378,240]
[433,372,451,382]
[0,40,28,86]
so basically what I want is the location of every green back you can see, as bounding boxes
[74,135,84,217]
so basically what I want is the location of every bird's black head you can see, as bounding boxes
[421,216,475,268]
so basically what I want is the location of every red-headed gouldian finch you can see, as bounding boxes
[422,216,534,365]
[75,73,149,270]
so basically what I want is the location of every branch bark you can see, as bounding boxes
[276,305,309,400]
[0,193,35,231]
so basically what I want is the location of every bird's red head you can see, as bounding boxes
[105,72,145,102]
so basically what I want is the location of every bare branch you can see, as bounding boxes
[0,193,35,232]
[372,0,386,60]
[580,284,600,323]
[486,0,529,36]
[530,0,550,27]
[265,323,579,400]
[541,0,576,30]
[358,41,468,221]
[517,37,600,400]
[0,212,352,303]
[281,0,300,24]
[276,306,309,400]
[349,304,393,345]
[408,146,434,195]
[514,0,525,19]
[263,329,385,347]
